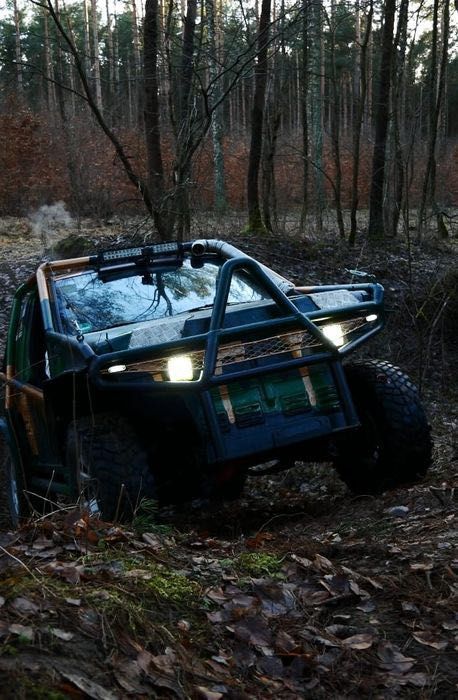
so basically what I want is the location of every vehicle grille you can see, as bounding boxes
[102,328,322,381]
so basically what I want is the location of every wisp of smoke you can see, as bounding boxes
[29,202,73,253]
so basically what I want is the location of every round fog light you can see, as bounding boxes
[322,323,344,347]
[167,355,193,382]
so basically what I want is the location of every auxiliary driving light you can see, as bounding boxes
[107,364,127,373]
[366,314,378,322]
[167,355,193,382]
[322,323,344,347]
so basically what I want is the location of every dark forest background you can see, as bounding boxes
[0,0,457,242]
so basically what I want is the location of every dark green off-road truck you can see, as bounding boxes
[0,240,432,522]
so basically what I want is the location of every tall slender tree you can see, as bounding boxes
[368,0,396,238]
[247,0,271,234]
[349,0,373,246]
[418,0,450,238]
[309,0,324,232]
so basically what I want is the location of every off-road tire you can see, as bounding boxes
[334,360,432,494]
[66,413,156,521]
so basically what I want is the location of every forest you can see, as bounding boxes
[0,1,456,698]
[0,0,457,241]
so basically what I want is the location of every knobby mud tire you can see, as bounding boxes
[334,360,432,494]
[66,413,156,521]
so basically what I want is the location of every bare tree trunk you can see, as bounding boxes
[368,0,396,239]
[175,0,198,239]
[113,9,120,122]
[388,0,408,237]
[131,0,142,126]
[246,0,271,234]
[310,0,324,232]
[144,0,168,238]
[418,0,450,239]
[83,0,91,76]
[13,0,23,95]
[329,2,345,239]
[300,0,309,231]
[105,0,115,118]
[206,0,227,213]
[349,1,373,246]
[90,0,103,112]
[43,8,56,112]
[261,108,280,233]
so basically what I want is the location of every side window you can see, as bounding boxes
[14,291,47,387]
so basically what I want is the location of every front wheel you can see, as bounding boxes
[334,361,432,494]
[66,413,157,521]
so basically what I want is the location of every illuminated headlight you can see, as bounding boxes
[107,364,127,373]
[366,314,378,322]
[322,323,344,347]
[167,355,193,381]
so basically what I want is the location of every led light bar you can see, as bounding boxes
[150,242,181,255]
[99,247,143,264]
[98,242,182,266]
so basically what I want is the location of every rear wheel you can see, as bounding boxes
[334,361,432,494]
[66,413,156,521]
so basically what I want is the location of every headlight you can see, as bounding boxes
[167,355,194,381]
[322,323,344,347]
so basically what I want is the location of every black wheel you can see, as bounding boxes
[334,360,432,494]
[0,434,28,527]
[66,413,157,521]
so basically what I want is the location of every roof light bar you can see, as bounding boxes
[99,247,143,264]
[98,242,182,266]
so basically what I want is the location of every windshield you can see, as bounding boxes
[55,258,269,334]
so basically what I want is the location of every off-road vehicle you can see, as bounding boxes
[0,239,432,523]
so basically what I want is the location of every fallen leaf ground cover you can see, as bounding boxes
[0,217,456,698]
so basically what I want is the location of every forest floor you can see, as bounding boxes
[0,215,456,699]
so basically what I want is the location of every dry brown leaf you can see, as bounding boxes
[231,615,272,650]
[442,619,458,631]
[11,596,39,614]
[9,623,34,641]
[377,642,415,674]
[401,601,420,614]
[341,633,374,650]
[61,672,119,700]
[291,554,313,569]
[64,597,81,606]
[136,650,183,696]
[314,553,334,572]
[275,629,298,653]
[320,574,351,597]
[410,561,434,572]
[412,631,448,650]
[245,532,275,549]
[206,587,229,604]
[195,686,224,700]
[51,628,74,641]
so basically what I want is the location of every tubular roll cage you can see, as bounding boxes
[4,242,384,429]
